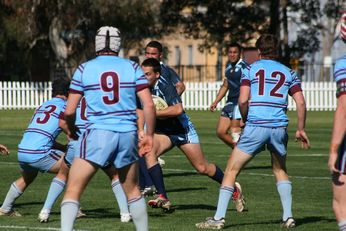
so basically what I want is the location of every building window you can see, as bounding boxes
[188,45,193,66]
[175,46,181,66]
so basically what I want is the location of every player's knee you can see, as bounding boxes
[195,164,209,175]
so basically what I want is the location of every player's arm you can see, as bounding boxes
[238,84,250,123]
[64,93,82,140]
[175,81,185,96]
[156,103,183,118]
[52,141,68,152]
[0,144,9,155]
[291,91,310,149]
[210,79,228,112]
[136,108,145,140]
[137,88,155,156]
[169,67,185,95]
[329,94,346,172]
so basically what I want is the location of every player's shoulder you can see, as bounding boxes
[335,54,346,67]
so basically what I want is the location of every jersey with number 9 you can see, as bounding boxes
[69,57,148,132]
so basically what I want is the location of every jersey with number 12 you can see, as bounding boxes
[241,59,302,127]
[70,56,148,132]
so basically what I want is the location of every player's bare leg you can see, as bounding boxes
[216,117,234,148]
[332,172,346,230]
[196,147,250,229]
[61,158,97,231]
[118,162,148,231]
[0,171,38,216]
[179,143,217,177]
[271,151,295,228]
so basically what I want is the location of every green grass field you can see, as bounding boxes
[0,110,337,230]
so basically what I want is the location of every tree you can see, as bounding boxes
[0,0,160,80]
[160,0,268,80]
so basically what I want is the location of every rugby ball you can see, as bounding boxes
[152,95,168,111]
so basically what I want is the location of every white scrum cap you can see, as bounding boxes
[95,26,121,53]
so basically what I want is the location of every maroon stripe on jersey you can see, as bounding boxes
[288,84,302,96]
[250,104,287,109]
[18,148,46,154]
[49,153,60,161]
[334,68,346,76]
[128,196,143,204]
[250,101,287,106]
[77,65,84,73]
[25,128,54,140]
[136,84,149,92]
[121,82,135,84]
[241,79,251,86]
[69,89,84,95]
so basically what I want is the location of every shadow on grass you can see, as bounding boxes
[223,216,335,229]
[14,201,43,207]
[167,187,207,193]
[243,165,272,170]
[174,203,248,213]
[164,172,198,177]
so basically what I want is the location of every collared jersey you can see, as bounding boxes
[225,59,248,102]
[70,56,148,132]
[161,62,181,86]
[18,97,66,162]
[151,76,191,135]
[241,59,302,127]
[334,54,346,98]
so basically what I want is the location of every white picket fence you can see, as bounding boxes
[0,81,337,111]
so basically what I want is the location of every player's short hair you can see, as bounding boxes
[52,79,70,97]
[145,41,163,53]
[142,58,161,74]
[226,42,242,52]
[255,34,279,59]
[95,26,121,54]
[341,12,346,43]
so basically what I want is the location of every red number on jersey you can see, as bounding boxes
[80,97,87,121]
[255,70,286,98]
[36,105,57,124]
[100,72,119,105]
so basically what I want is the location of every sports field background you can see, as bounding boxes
[0,110,336,230]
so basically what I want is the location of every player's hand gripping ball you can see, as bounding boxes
[152,95,168,111]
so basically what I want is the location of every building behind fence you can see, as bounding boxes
[0,81,337,111]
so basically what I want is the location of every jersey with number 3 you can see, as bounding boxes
[241,59,302,127]
[18,97,66,163]
[70,56,148,132]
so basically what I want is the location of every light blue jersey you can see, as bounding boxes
[70,56,148,132]
[18,97,66,163]
[241,59,302,127]
[334,55,346,173]
[334,54,346,98]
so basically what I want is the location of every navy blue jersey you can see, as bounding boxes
[161,63,181,85]
[225,59,248,102]
[151,76,191,135]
